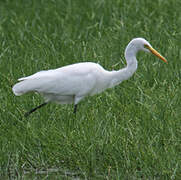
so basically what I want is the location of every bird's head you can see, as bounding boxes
[126,38,168,63]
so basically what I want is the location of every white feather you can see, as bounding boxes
[12,38,167,107]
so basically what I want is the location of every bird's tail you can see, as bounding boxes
[12,79,37,96]
[12,70,52,96]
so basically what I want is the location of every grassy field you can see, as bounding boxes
[0,0,181,179]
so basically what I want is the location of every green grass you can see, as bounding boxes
[0,0,181,179]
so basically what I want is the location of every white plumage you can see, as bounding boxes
[12,38,167,116]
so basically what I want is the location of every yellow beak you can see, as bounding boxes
[147,46,168,64]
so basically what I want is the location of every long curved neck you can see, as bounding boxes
[108,45,138,88]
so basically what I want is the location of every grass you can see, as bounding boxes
[0,0,181,179]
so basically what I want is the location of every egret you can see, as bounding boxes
[12,38,167,117]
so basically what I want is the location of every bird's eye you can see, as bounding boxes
[144,44,149,49]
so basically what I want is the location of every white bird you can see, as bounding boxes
[12,38,167,116]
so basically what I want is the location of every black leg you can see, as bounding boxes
[73,104,77,114]
[24,102,48,117]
